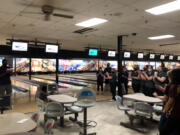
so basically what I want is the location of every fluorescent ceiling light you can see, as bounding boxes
[148,35,175,40]
[145,0,180,15]
[76,18,108,27]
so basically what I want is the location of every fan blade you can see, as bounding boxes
[53,7,73,12]
[53,13,73,19]
[20,2,73,12]
[22,11,43,14]
[159,43,180,46]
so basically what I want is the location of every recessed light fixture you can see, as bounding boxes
[145,0,180,15]
[148,35,175,40]
[75,18,108,27]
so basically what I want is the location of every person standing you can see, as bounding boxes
[154,66,167,96]
[96,67,104,95]
[131,65,141,93]
[153,70,172,134]
[143,65,154,96]
[0,59,13,97]
[109,68,117,101]
[159,68,180,135]
[104,63,112,91]
[122,66,129,94]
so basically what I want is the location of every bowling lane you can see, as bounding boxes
[59,73,97,82]
[32,74,94,86]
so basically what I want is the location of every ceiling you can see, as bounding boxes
[0,0,180,54]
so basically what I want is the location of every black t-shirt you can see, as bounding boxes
[145,71,154,82]
[122,71,129,83]
[0,66,11,85]
[154,71,167,87]
[96,70,104,82]
[132,71,140,84]
[104,67,112,74]
[104,67,112,80]
[146,71,154,77]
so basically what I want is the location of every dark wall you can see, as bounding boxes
[0,45,179,62]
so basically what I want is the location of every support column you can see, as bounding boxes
[117,36,123,96]
[14,58,16,76]
[29,58,32,80]
[56,58,59,84]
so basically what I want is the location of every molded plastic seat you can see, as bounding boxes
[153,104,163,113]
[44,119,55,134]
[64,103,73,108]
[37,98,46,112]
[44,102,64,122]
[31,112,39,123]
[74,88,96,108]
[115,96,131,111]
[68,105,83,113]
[134,102,153,118]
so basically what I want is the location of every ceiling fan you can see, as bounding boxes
[21,3,74,21]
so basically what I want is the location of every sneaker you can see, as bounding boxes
[109,99,115,102]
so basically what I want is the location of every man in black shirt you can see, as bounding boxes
[0,59,12,97]
[104,63,112,91]
[154,66,167,96]
[142,65,154,96]
[131,65,141,93]
[96,67,104,95]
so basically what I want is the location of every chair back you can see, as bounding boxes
[37,98,46,112]
[47,83,58,94]
[123,98,134,108]
[44,119,55,134]
[75,88,96,108]
[45,102,64,117]
[134,102,153,118]
[31,112,39,122]
[115,96,123,108]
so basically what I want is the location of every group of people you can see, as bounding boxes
[96,63,129,100]
[97,63,180,134]
[131,64,167,97]
[131,64,180,135]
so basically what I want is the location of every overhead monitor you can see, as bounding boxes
[160,54,165,60]
[45,44,59,53]
[124,52,131,58]
[137,53,143,59]
[178,56,180,61]
[12,41,28,51]
[169,55,173,60]
[108,51,116,57]
[88,49,98,56]
[149,54,155,59]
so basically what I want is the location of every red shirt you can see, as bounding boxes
[169,84,180,120]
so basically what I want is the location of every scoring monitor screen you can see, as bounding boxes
[108,51,115,57]
[138,53,143,59]
[46,44,58,53]
[160,55,165,60]
[124,52,131,58]
[169,55,173,60]
[149,54,155,59]
[12,42,28,51]
[178,56,180,61]
[88,49,98,56]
